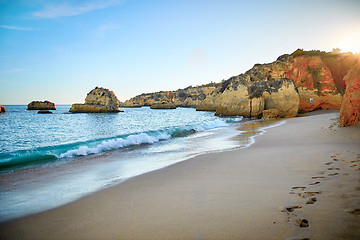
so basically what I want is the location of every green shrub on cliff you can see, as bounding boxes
[290,48,333,58]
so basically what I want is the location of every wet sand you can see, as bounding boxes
[1,111,359,240]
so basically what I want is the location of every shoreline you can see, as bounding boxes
[1,110,359,239]
[0,114,281,223]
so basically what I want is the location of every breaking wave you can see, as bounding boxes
[0,118,237,171]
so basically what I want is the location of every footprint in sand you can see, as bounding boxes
[331,154,340,161]
[299,219,310,228]
[312,176,325,179]
[283,205,302,213]
[305,191,321,196]
[346,208,360,214]
[290,186,306,195]
[309,181,320,186]
[293,218,310,228]
[306,197,317,204]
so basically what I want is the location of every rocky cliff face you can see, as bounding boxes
[124,49,360,125]
[122,84,217,109]
[27,101,56,110]
[70,87,121,113]
[214,76,299,118]
[339,57,360,126]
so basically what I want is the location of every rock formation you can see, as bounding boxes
[123,84,217,109]
[339,57,360,127]
[37,110,52,114]
[150,101,176,109]
[70,87,121,113]
[262,109,280,119]
[123,49,360,126]
[27,101,56,110]
[215,78,299,118]
[0,105,5,113]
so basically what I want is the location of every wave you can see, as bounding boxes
[59,132,171,158]
[224,116,243,123]
[0,118,237,171]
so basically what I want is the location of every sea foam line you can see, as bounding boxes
[60,132,171,158]
[59,119,233,159]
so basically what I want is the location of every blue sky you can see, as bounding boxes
[1,0,359,104]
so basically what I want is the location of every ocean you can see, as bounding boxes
[0,105,281,222]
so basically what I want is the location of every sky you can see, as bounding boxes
[0,0,359,104]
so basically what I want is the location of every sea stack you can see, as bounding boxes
[70,87,121,113]
[27,101,56,110]
[37,110,53,114]
[150,101,176,109]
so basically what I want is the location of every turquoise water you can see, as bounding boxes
[0,105,241,171]
[0,105,246,222]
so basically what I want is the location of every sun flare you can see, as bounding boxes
[336,32,360,54]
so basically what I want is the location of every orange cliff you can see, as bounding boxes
[339,57,360,127]
[285,53,356,112]
[123,49,360,126]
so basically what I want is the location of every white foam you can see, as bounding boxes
[60,132,171,158]
[195,119,229,131]
[225,116,244,123]
[59,117,236,159]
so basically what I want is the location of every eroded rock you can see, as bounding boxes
[70,87,121,113]
[150,101,176,109]
[27,101,56,110]
[37,110,52,114]
[121,49,360,125]
[339,58,360,127]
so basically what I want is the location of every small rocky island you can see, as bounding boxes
[37,110,53,114]
[27,101,56,110]
[70,87,122,113]
[150,101,176,109]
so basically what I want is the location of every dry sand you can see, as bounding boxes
[1,111,359,240]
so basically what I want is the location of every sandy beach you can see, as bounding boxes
[1,110,359,240]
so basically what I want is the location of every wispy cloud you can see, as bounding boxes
[0,68,30,74]
[96,23,121,37]
[33,0,124,18]
[0,25,35,31]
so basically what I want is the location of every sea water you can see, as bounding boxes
[0,105,258,222]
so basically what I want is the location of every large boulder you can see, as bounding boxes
[260,78,300,117]
[339,58,360,127]
[215,78,299,118]
[69,87,121,113]
[27,101,56,110]
[215,83,254,117]
[262,109,280,119]
[0,105,5,113]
